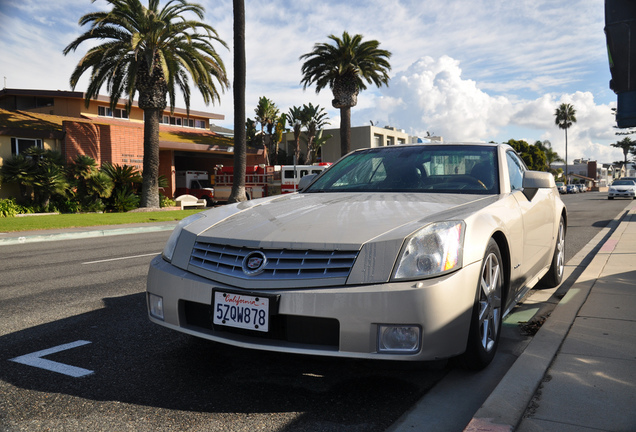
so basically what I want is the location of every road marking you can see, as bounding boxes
[10,340,94,377]
[82,252,159,265]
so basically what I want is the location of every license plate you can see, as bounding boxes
[213,291,270,332]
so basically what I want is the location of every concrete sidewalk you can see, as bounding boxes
[466,203,636,432]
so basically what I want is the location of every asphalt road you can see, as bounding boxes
[0,191,631,432]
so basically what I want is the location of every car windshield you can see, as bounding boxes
[305,144,499,194]
[613,180,636,186]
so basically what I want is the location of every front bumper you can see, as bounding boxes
[146,255,480,361]
[608,189,635,198]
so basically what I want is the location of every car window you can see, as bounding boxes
[305,145,499,194]
[506,151,526,191]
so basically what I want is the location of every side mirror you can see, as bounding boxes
[298,174,317,191]
[522,171,554,200]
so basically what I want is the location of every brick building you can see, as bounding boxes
[0,88,265,200]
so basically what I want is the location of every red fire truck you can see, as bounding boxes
[174,170,215,205]
[212,165,280,202]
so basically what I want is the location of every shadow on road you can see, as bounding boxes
[0,292,448,431]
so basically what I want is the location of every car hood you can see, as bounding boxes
[192,192,497,250]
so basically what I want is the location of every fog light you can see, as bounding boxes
[378,325,421,353]
[148,293,164,320]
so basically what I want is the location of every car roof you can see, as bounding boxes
[350,142,508,154]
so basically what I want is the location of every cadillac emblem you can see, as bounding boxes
[242,251,268,276]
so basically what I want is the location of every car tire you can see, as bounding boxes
[538,216,566,288]
[608,197,613,200]
[455,238,503,370]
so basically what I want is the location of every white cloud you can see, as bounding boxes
[355,56,512,140]
[353,56,623,164]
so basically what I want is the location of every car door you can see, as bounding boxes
[507,151,555,290]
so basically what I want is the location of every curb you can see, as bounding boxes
[0,224,176,246]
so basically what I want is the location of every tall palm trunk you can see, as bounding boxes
[140,108,162,208]
[564,128,568,185]
[340,106,351,156]
[138,56,167,208]
[229,0,247,203]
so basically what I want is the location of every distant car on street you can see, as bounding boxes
[566,184,578,193]
[556,182,567,194]
[608,179,636,200]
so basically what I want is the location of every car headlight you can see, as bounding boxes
[162,212,207,262]
[393,221,465,280]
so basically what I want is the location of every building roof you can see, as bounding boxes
[0,108,71,139]
[0,88,224,120]
[159,125,235,150]
[0,108,236,150]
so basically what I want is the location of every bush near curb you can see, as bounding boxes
[0,198,30,218]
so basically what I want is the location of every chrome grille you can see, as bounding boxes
[189,242,358,280]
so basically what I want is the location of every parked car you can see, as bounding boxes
[556,182,567,194]
[608,179,636,200]
[566,184,578,193]
[147,143,567,370]
[575,183,586,193]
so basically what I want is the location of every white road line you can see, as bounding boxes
[82,252,159,265]
[10,340,93,378]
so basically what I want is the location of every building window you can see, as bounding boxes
[374,134,382,147]
[98,105,128,119]
[11,138,43,156]
[98,106,111,117]
[387,136,395,146]
[113,108,128,119]
[158,115,206,128]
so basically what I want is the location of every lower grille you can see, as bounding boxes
[183,301,340,348]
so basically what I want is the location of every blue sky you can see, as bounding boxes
[0,0,625,163]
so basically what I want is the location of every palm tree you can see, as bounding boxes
[300,31,391,157]
[23,148,69,210]
[610,137,635,168]
[0,154,33,203]
[534,140,563,171]
[254,96,279,165]
[228,0,247,204]
[32,164,69,211]
[69,155,114,211]
[273,115,287,165]
[64,0,229,208]
[102,162,143,211]
[554,103,577,184]
[101,162,143,194]
[310,129,333,164]
[302,103,330,164]
[285,105,306,164]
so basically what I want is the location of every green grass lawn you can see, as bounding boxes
[0,209,204,232]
